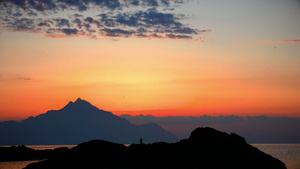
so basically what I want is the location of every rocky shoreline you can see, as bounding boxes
[1,127,287,169]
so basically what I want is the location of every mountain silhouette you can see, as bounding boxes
[0,98,178,145]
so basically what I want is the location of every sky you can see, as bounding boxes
[0,0,300,121]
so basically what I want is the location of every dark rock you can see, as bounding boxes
[0,145,52,161]
[24,127,286,169]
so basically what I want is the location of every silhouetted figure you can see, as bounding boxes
[140,138,143,144]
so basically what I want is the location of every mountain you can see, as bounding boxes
[0,98,178,145]
[120,114,300,143]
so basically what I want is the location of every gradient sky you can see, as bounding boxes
[0,0,300,120]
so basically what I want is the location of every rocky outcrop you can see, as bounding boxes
[0,145,55,161]
[24,127,286,169]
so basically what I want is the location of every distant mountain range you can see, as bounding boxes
[119,115,300,143]
[121,114,300,143]
[0,98,178,145]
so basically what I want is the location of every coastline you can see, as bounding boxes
[1,143,298,169]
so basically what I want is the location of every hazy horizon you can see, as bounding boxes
[1,98,299,143]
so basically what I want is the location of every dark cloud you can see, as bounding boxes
[8,18,37,31]
[54,18,71,28]
[115,13,139,27]
[35,2,46,11]
[93,0,121,10]
[13,12,22,17]
[38,20,50,27]
[174,27,198,34]
[0,0,188,13]
[45,27,80,37]
[130,0,139,6]
[173,0,185,4]
[12,0,26,7]
[27,10,38,16]
[166,33,192,39]
[102,28,134,37]
[140,0,173,7]
[61,28,78,35]
[99,14,117,27]
[199,29,212,33]
[137,27,147,33]
[83,23,91,30]
[138,8,181,27]
[73,13,83,18]
[77,4,88,11]
[0,0,210,40]
[73,18,82,28]
[160,0,170,6]
[84,17,94,23]
[101,8,199,39]
[2,0,56,11]
[163,7,175,11]
[143,0,159,7]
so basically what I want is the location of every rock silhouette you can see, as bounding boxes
[0,145,67,162]
[0,98,178,145]
[24,127,286,169]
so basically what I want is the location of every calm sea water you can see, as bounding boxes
[252,144,300,169]
[0,144,299,169]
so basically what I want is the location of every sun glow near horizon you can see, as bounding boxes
[0,0,300,120]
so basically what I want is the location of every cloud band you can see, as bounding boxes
[0,0,210,40]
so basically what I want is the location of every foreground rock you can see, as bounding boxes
[0,146,69,162]
[0,145,48,161]
[24,127,286,169]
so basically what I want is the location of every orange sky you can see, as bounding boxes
[0,1,300,121]
[1,32,299,120]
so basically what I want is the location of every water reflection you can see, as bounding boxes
[0,160,40,169]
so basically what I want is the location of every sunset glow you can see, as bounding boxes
[0,0,300,121]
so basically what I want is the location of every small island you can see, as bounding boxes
[3,127,285,169]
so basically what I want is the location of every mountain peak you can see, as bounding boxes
[69,97,88,104]
[75,97,83,103]
[63,98,94,111]
[73,98,93,107]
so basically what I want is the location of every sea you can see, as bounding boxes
[0,144,299,169]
